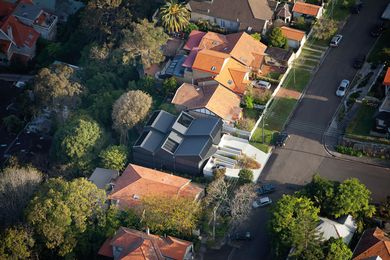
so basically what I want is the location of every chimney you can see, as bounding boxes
[146,227,150,235]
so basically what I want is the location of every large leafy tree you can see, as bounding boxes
[141,196,200,237]
[112,90,152,143]
[333,178,375,218]
[52,116,103,165]
[26,178,106,257]
[99,145,128,171]
[312,18,338,41]
[268,27,287,48]
[0,225,35,259]
[120,19,169,68]
[322,238,353,260]
[34,64,83,111]
[0,166,43,228]
[160,0,190,33]
[269,195,321,256]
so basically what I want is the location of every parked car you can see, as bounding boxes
[350,2,362,14]
[252,197,272,208]
[230,231,252,241]
[370,23,385,37]
[336,79,350,97]
[330,34,343,47]
[257,184,276,195]
[14,81,26,88]
[252,80,271,89]
[275,132,290,147]
[353,54,366,69]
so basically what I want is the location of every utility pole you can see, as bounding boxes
[262,117,265,143]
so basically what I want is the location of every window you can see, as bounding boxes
[162,138,180,153]
[177,113,194,128]
[220,20,225,28]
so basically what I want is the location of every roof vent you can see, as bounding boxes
[227,80,233,85]
[211,66,216,71]
[133,194,140,200]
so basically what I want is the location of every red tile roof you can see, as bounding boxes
[292,2,321,17]
[192,49,230,74]
[183,30,206,51]
[98,227,192,260]
[383,67,390,86]
[280,26,306,42]
[0,1,16,17]
[109,164,203,209]
[353,227,390,260]
[0,15,39,48]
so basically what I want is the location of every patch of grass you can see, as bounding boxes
[249,141,271,153]
[368,30,390,63]
[300,48,323,57]
[282,68,312,92]
[306,37,329,47]
[264,98,298,131]
[324,2,350,21]
[346,105,376,136]
[243,108,262,120]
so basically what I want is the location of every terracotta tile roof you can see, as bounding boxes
[280,26,306,42]
[352,227,390,260]
[109,164,203,209]
[172,83,242,121]
[0,39,11,54]
[0,15,39,48]
[292,2,321,17]
[183,30,206,51]
[0,1,16,17]
[98,227,193,260]
[198,31,228,50]
[214,58,250,94]
[192,49,229,74]
[383,67,390,86]
[182,47,199,68]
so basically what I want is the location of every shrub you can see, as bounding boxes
[235,118,255,131]
[238,169,253,183]
[335,145,363,157]
[253,90,272,105]
[237,155,261,169]
[244,94,254,109]
[213,168,226,179]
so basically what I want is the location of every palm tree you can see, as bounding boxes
[160,0,190,33]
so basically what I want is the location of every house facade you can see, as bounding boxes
[133,110,222,176]
[292,2,323,20]
[187,0,277,34]
[280,26,306,49]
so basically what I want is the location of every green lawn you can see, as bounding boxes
[264,97,298,131]
[282,68,312,92]
[368,29,390,63]
[249,127,276,153]
[300,48,323,58]
[243,108,262,120]
[324,0,350,21]
[346,105,376,136]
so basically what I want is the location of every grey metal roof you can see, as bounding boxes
[139,130,165,153]
[185,117,219,136]
[175,136,210,156]
[13,3,41,21]
[89,168,118,190]
[147,110,176,134]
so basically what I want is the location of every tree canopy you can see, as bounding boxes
[229,184,256,228]
[99,145,128,171]
[269,195,320,256]
[26,178,106,256]
[141,196,200,237]
[120,19,169,68]
[322,238,353,260]
[312,18,338,41]
[0,225,35,259]
[0,166,43,228]
[160,0,190,33]
[268,27,287,48]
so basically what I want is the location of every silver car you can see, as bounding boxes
[252,80,271,89]
[330,34,343,47]
[336,79,350,97]
[252,196,272,208]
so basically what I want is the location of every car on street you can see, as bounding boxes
[252,197,272,208]
[330,34,343,47]
[275,132,289,147]
[13,81,26,88]
[257,184,276,195]
[230,231,252,241]
[353,54,366,69]
[336,79,350,97]
[370,23,385,37]
[252,80,271,89]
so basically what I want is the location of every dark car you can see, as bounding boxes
[275,132,290,147]
[353,54,366,69]
[257,184,276,195]
[350,3,362,14]
[371,23,384,37]
[230,231,252,241]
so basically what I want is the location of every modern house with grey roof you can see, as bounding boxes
[133,110,222,176]
[187,0,277,34]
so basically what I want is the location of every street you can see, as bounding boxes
[220,1,390,259]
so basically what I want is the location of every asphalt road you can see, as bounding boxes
[225,1,390,260]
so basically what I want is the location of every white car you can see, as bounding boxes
[336,79,350,97]
[14,81,26,88]
[252,80,271,89]
[252,197,272,208]
[330,34,343,47]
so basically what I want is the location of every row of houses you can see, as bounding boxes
[0,0,83,65]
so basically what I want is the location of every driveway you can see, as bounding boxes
[220,1,390,260]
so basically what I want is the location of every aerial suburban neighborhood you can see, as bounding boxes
[0,0,389,259]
